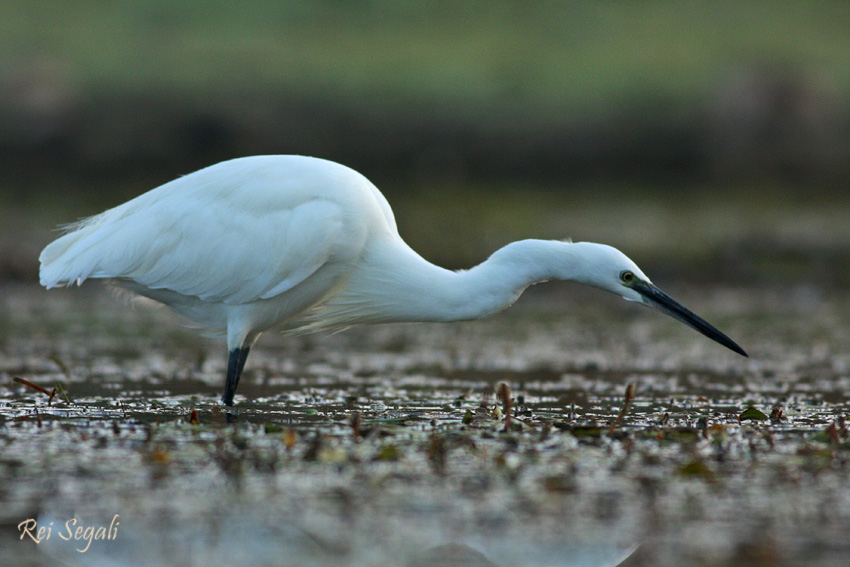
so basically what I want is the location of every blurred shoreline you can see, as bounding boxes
[3,1,849,288]
[6,175,850,289]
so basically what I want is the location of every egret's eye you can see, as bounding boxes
[620,271,635,284]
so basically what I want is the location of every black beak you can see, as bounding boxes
[633,281,748,357]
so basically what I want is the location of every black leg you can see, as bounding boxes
[221,346,251,407]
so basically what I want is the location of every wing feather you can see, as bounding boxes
[39,157,359,305]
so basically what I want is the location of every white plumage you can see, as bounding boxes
[40,155,746,407]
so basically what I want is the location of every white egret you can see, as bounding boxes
[39,155,747,407]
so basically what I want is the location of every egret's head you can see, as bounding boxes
[569,242,747,357]
[565,242,650,301]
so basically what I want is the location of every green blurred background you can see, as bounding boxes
[3,1,850,287]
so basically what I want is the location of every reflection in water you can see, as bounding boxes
[35,508,637,567]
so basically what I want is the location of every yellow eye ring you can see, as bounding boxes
[620,271,635,283]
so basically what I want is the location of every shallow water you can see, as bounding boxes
[1,283,849,566]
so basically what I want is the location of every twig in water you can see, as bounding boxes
[12,376,56,403]
[608,382,637,434]
[54,381,72,404]
[496,382,513,432]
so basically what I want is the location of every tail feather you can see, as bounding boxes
[38,215,108,288]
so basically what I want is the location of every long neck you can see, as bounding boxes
[342,239,583,324]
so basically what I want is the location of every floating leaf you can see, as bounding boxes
[375,444,402,461]
[739,407,768,421]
